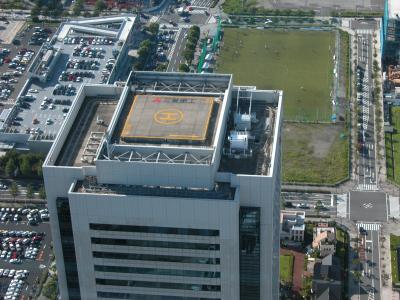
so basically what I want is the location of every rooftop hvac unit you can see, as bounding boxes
[229,130,249,151]
[234,113,251,131]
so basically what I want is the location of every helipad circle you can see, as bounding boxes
[154,109,184,125]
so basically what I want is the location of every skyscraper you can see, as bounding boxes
[43,71,283,300]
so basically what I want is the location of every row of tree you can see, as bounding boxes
[0,151,45,179]
[180,25,201,72]
[31,0,64,21]
[134,23,159,71]
[225,6,316,17]
[31,0,108,19]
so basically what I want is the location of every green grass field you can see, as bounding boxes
[283,123,348,184]
[390,234,400,286]
[218,28,335,121]
[386,107,400,184]
[280,255,294,284]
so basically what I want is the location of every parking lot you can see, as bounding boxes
[0,207,52,300]
[6,33,122,139]
[0,20,25,45]
[0,24,57,105]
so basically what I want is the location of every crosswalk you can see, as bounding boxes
[368,290,375,300]
[356,222,381,231]
[357,184,378,191]
[357,29,373,34]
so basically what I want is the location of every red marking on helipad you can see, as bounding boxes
[152,98,162,103]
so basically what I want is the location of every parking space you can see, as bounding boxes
[0,212,52,300]
[6,34,121,138]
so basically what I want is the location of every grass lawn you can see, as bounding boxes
[386,107,400,184]
[390,234,400,285]
[280,255,294,284]
[217,28,335,121]
[283,123,349,184]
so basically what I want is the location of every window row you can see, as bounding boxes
[97,291,220,300]
[93,251,220,265]
[91,237,219,251]
[94,265,220,278]
[90,223,219,237]
[96,278,221,292]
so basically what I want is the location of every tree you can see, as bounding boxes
[179,63,189,72]
[353,270,362,282]
[26,184,34,199]
[72,0,84,16]
[155,63,168,71]
[19,156,31,177]
[138,45,150,58]
[31,5,41,22]
[39,185,46,200]
[10,182,19,202]
[95,0,107,11]
[315,200,323,216]
[183,49,194,63]
[185,41,197,51]
[36,159,43,177]
[5,159,16,177]
[147,22,159,36]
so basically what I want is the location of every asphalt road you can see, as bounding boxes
[281,192,337,217]
[356,32,377,191]
[349,192,387,223]
[358,228,381,300]
[166,28,188,72]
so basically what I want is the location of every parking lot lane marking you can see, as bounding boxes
[37,250,44,261]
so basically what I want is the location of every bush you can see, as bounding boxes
[42,275,57,299]
[179,63,190,72]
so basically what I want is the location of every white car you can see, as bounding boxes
[28,89,38,93]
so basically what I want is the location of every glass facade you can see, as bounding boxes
[91,237,220,251]
[90,223,219,237]
[56,198,81,300]
[97,291,220,300]
[96,278,221,291]
[239,207,260,300]
[94,265,220,278]
[93,251,220,264]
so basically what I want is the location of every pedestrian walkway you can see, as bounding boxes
[357,183,378,191]
[356,222,381,231]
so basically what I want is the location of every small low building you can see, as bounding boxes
[312,254,342,300]
[312,224,336,257]
[280,210,305,241]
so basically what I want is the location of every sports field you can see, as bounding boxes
[218,28,335,121]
